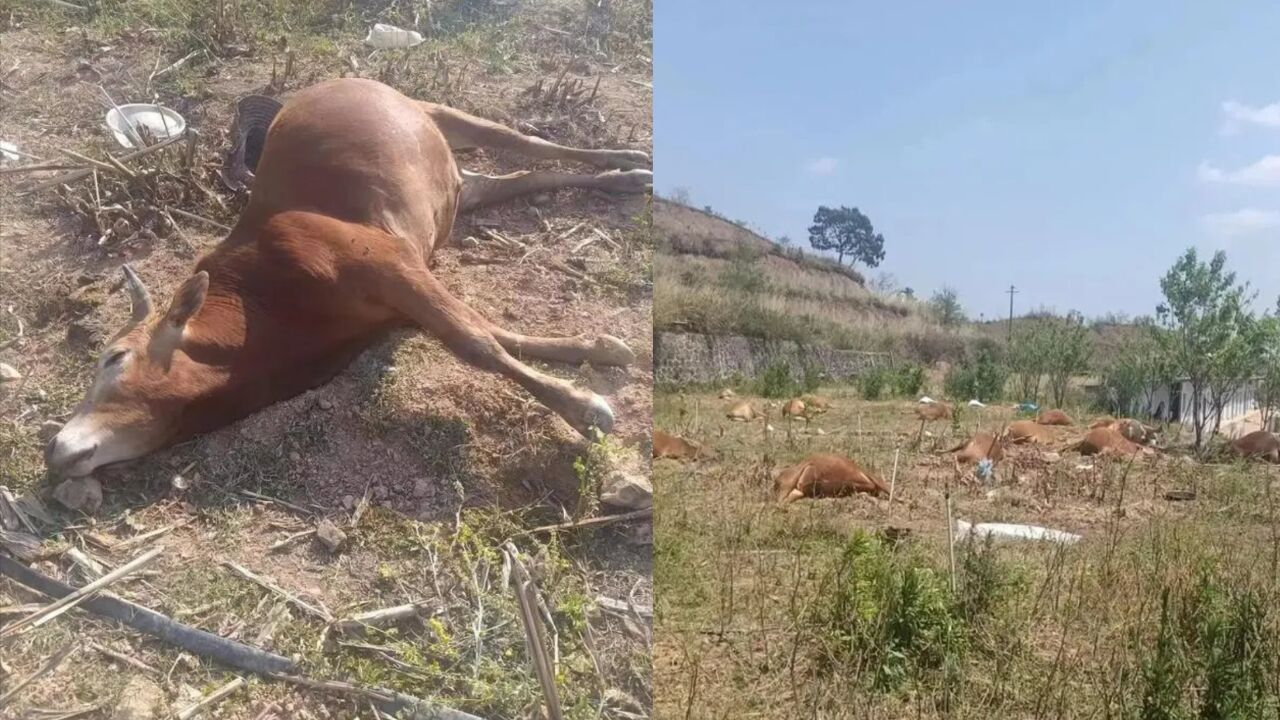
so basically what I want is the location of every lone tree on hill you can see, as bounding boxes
[807,205,886,269]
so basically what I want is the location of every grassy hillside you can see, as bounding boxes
[653,199,977,360]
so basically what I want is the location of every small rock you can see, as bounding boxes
[601,470,652,510]
[341,494,356,510]
[315,518,346,553]
[53,478,103,513]
[112,674,165,720]
[0,363,20,382]
[38,420,63,442]
[413,478,432,498]
[318,398,333,411]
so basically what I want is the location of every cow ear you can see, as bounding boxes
[164,272,209,329]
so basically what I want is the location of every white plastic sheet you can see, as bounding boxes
[364,23,424,49]
[955,519,1081,544]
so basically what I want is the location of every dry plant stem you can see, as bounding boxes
[522,508,651,535]
[1,546,163,639]
[24,133,184,193]
[0,641,78,708]
[504,544,564,720]
[89,640,160,674]
[221,561,334,622]
[270,674,486,720]
[333,602,432,633]
[176,677,245,719]
[169,206,231,232]
[0,555,298,675]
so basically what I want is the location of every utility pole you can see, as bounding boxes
[1006,284,1018,345]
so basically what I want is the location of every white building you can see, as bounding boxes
[1133,378,1271,437]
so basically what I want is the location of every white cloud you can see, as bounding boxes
[805,157,840,176]
[1200,208,1280,239]
[1197,156,1280,186]
[1221,100,1280,133]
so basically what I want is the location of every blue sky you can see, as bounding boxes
[655,1,1280,320]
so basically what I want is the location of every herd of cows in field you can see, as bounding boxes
[655,392,1280,506]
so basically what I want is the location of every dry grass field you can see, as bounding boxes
[0,1,652,718]
[654,387,1280,718]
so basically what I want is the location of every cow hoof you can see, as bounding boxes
[581,394,615,437]
[589,335,635,367]
[599,149,651,170]
[596,169,652,194]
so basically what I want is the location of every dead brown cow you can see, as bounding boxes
[1091,418,1157,446]
[44,78,649,478]
[782,398,807,421]
[1230,430,1280,463]
[1003,420,1056,444]
[1036,409,1074,426]
[653,430,706,461]
[773,454,889,505]
[942,432,1004,465]
[800,394,832,414]
[1065,427,1144,456]
[726,401,763,422]
[912,401,954,444]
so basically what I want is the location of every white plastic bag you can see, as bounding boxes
[364,23,424,50]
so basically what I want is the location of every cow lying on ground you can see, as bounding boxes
[1003,420,1057,444]
[44,78,650,478]
[1090,417,1157,445]
[800,394,832,413]
[773,454,889,505]
[653,430,707,461]
[913,400,953,444]
[782,398,807,422]
[726,401,764,422]
[1230,430,1280,463]
[1036,409,1073,426]
[942,432,1003,466]
[1064,426,1146,456]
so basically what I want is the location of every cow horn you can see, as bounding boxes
[121,264,153,322]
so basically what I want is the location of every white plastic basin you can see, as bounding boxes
[105,104,186,149]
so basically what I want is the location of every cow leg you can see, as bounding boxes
[377,265,613,437]
[459,168,651,212]
[423,103,650,170]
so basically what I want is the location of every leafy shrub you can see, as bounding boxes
[809,533,964,690]
[893,363,926,397]
[945,343,1007,402]
[757,362,798,399]
[860,367,888,400]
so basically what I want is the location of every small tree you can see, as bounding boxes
[1044,312,1092,408]
[1008,318,1052,404]
[1256,318,1280,429]
[1156,248,1253,450]
[929,287,966,328]
[807,205,886,269]
[1203,303,1262,438]
[670,186,692,205]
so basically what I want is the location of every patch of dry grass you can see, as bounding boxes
[653,389,1280,718]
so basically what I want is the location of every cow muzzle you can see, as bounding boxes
[44,433,100,478]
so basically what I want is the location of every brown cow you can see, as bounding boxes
[718,388,736,399]
[800,394,832,413]
[1003,420,1056,444]
[773,453,888,505]
[1036,409,1074,426]
[1230,430,1280,463]
[942,432,1004,465]
[653,430,706,461]
[726,401,763,422]
[782,398,807,421]
[913,401,954,444]
[43,79,649,478]
[1065,427,1144,456]
[1091,418,1157,445]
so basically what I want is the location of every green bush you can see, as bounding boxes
[860,367,888,400]
[757,362,798,399]
[893,363,926,397]
[944,344,1007,402]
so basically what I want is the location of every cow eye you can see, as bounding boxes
[103,349,128,368]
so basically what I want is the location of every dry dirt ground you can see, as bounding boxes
[0,1,652,718]
[654,388,1280,718]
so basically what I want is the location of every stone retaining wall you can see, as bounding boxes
[654,331,891,386]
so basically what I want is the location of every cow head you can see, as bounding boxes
[45,266,211,477]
